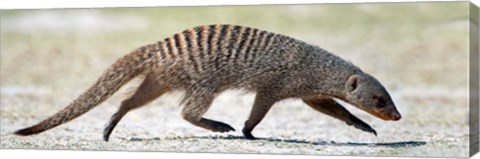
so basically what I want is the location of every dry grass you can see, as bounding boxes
[0,2,472,158]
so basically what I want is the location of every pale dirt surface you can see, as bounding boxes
[0,2,474,158]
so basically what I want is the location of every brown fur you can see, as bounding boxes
[14,24,401,141]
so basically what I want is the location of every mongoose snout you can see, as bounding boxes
[368,106,402,121]
[384,108,402,121]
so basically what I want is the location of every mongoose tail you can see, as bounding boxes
[14,48,156,136]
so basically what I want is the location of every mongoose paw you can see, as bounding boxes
[103,128,112,142]
[242,129,257,140]
[346,120,377,136]
[210,122,236,133]
[103,134,110,142]
[103,123,117,142]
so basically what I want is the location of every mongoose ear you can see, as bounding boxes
[346,75,360,93]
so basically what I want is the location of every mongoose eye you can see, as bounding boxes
[373,96,385,107]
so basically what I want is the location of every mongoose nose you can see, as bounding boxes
[392,114,401,121]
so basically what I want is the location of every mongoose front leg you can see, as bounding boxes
[302,95,377,136]
[181,92,235,133]
[103,77,169,141]
[242,91,278,140]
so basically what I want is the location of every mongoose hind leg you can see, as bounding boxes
[242,91,279,140]
[181,92,235,133]
[103,76,169,141]
[302,95,377,136]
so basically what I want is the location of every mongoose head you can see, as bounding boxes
[344,74,401,121]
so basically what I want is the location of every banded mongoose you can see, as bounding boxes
[14,24,402,141]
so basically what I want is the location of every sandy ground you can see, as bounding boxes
[0,3,475,158]
[0,86,470,157]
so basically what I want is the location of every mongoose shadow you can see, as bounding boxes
[124,135,427,148]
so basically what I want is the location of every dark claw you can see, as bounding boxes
[103,123,117,142]
[213,125,235,132]
[346,118,377,136]
[242,129,257,140]
[224,125,236,132]
[103,134,110,142]
[210,122,235,132]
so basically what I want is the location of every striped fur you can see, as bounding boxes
[158,24,279,71]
